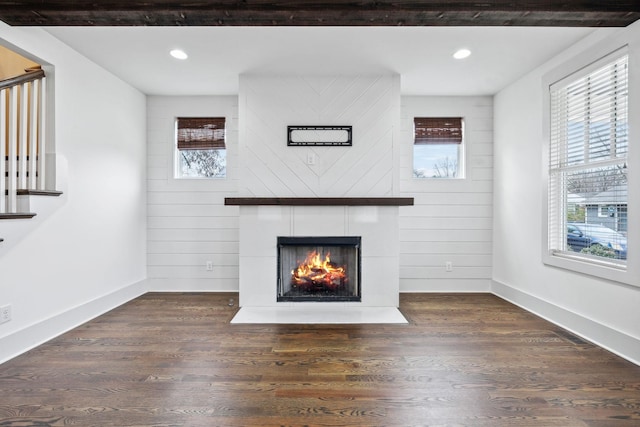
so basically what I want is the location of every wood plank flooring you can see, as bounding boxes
[1,292,639,426]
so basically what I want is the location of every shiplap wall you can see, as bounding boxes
[145,92,493,293]
[146,96,239,291]
[399,96,493,292]
[239,75,400,196]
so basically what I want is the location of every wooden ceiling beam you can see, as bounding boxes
[0,1,639,27]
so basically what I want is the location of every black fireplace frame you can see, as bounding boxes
[277,236,362,302]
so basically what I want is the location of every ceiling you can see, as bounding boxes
[44,26,600,96]
[3,1,637,96]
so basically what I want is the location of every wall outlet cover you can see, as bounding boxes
[0,305,11,324]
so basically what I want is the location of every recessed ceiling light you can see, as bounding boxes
[453,48,472,60]
[170,49,188,60]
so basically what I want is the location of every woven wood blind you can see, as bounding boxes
[177,117,226,150]
[414,117,463,145]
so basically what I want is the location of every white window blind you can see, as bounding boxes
[548,51,628,265]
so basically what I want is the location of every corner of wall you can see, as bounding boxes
[0,279,148,365]
[492,279,640,366]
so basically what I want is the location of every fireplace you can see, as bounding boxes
[277,236,361,302]
[227,200,410,321]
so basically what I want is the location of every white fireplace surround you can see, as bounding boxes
[231,74,407,323]
[230,203,408,323]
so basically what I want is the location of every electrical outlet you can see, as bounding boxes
[445,262,453,272]
[0,305,11,324]
[206,261,213,271]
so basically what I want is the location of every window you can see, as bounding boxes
[548,51,628,266]
[413,117,464,178]
[175,117,226,178]
[598,204,615,218]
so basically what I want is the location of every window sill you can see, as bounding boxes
[174,176,226,180]
[542,250,635,287]
[412,176,466,180]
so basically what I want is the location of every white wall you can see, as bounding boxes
[238,74,401,197]
[146,75,402,294]
[146,85,495,296]
[493,24,640,364]
[234,74,403,307]
[399,96,493,292]
[0,24,147,363]
[146,96,239,291]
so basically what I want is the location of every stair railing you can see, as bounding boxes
[1,68,46,214]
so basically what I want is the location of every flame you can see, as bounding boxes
[291,250,347,291]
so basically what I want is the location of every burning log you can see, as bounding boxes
[291,250,347,292]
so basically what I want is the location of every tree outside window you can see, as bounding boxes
[176,117,226,179]
[413,117,464,179]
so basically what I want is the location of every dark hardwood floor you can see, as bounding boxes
[1,292,639,426]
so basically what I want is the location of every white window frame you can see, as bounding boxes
[174,116,227,180]
[542,45,637,286]
[598,204,615,218]
[412,117,466,179]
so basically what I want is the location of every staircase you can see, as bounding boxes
[1,67,62,242]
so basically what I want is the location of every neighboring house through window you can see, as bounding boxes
[175,117,226,178]
[413,117,464,178]
[548,50,628,265]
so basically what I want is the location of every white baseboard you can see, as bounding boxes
[147,278,238,292]
[400,279,492,293]
[0,279,148,364]
[492,279,640,366]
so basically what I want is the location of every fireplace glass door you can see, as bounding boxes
[277,236,361,302]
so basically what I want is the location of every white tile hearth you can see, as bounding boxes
[231,306,408,324]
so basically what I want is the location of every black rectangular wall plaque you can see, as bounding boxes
[287,126,352,146]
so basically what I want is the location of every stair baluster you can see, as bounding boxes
[1,69,50,218]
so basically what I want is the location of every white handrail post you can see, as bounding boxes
[0,89,6,213]
[7,86,18,213]
[28,80,39,190]
[18,82,29,190]
[37,76,46,191]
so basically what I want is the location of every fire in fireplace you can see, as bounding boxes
[291,250,347,291]
[277,236,361,302]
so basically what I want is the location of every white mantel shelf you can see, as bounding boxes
[225,197,414,206]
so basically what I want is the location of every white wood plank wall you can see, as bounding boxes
[146,96,239,291]
[239,75,400,196]
[399,96,493,292]
[145,92,492,293]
